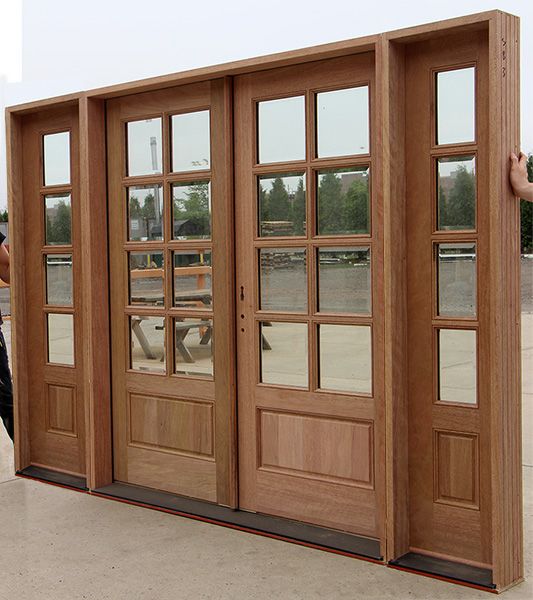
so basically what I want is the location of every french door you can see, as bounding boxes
[107,81,235,504]
[235,54,384,537]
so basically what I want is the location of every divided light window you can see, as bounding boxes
[124,111,214,379]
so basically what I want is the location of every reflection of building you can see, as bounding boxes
[439,168,462,195]
[340,171,367,194]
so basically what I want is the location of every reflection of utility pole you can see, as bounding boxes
[150,136,161,226]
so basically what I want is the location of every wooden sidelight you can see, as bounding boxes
[11,104,87,480]
[6,11,522,592]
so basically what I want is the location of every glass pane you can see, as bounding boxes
[45,194,72,245]
[173,250,212,308]
[260,248,307,312]
[43,131,70,186]
[317,86,369,157]
[318,247,371,314]
[317,167,370,235]
[130,316,165,373]
[47,313,74,365]
[127,118,162,176]
[437,243,476,317]
[128,185,163,241]
[436,67,475,145]
[171,110,210,172]
[129,251,164,306]
[260,321,308,388]
[174,318,214,378]
[45,254,73,306]
[172,181,211,240]
[437,156,476,231]
[319,324,372,394]
[258,96,305,164]
[258,173,306,237]
[438,329,477,404]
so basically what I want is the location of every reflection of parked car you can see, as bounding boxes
[320,257,341,265]
[47,259,73,267]
[439,252,475,261]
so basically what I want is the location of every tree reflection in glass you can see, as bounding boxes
[437,156,476,230]
[258,173,306,237]
[128,185,163,241]
[45,194,72,245]
[172,181,211,240]
[317,167,370,235]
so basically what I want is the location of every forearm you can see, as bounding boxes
[518,182,533,203]
[0,264,9,285]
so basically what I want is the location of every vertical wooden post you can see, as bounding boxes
[79,95,113,490]
[380,35,409,561]
[211,77,238,508]
[488,11,523,591]
[5,110,30,472]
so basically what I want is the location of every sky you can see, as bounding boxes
[0,0,532,210]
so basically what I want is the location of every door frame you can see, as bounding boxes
[7,11,522,591]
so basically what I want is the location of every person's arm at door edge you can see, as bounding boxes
[510,152,533,202]
[0,233,10,285]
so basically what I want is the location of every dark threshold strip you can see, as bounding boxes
[389,552,495,589]
[94,482,382,561]
[17,466,88,491]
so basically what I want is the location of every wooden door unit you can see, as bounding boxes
[106,80,235,503]
[7,11,522,592]
[235,53,384,538]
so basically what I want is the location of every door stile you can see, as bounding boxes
[6,110,31,471]
[79,96,113,490]
[380,36,410,562]
[372,35,388,559]
[211,77,238,507]
[487,12,522,590]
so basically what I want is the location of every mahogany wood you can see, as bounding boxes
[234,53,384,538]
[79,97,113,488]
[19,105,86,475]
[5,10,522,591]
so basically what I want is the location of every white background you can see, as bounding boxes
[1,0,532,210]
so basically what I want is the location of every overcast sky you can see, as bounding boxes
[0,0,532,210]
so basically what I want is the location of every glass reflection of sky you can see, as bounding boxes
[317,86,369,156]
[43,131,70,186]
[437,67,475,145]
[258,96,306,164]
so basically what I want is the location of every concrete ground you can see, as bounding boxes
[0,311,531,598]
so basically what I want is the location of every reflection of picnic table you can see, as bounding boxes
[131,316,212,364]
[130,286,272,361]
[156,321,212,363]
[131,289,212,307]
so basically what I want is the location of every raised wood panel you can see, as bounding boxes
[129,393,213,457]
[434,430,479,509]
[46,384,77,436]
[259,410,373,487]
[256,470,377,537]
[126,445,216,502]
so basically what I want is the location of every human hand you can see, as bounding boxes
[510,152,533,201]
